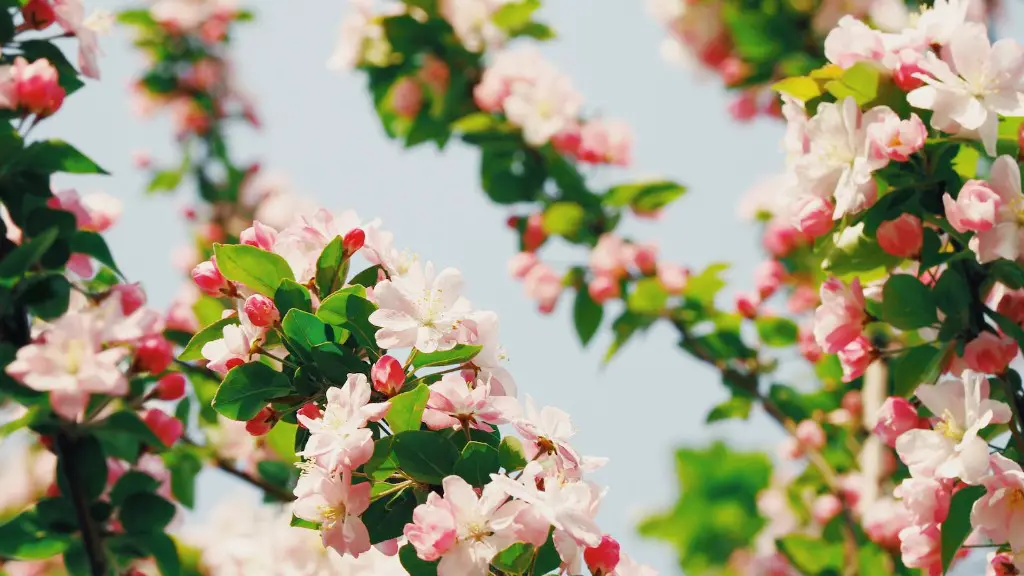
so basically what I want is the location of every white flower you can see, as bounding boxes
[368,261,472,352]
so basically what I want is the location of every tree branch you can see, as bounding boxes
[181,435,295,502]
[55,431,108,576]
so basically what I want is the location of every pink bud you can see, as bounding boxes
[551,122,582,157]
[239,221,277,251]
[657,263,688,295]
[632,244,658,275]
[191,258,228,295]
[588,275,620,304]
[727,91,758,122]
[892,54,926,92]
[735,292,759,319]
[990,552,1017,576]
[244,294,280,328]
[962,332,1018,375]
[21,0,56,30]
[3,57,65,117]
[507,252,539,279]
[391,77,423,119]
[873,397,921,448]
[245,407,275,436]
[812,494,843,525]
[584,535,621,575]
[718,56,749,86]
[110,283,146,315]
[867,112,926,162]
[297,402,322,427]
[754,260,786,299]
[798,324,823,363]
[136,335,173,374]
[778,437,803,460]
[944,180,1001,234]
[523,213,546,251]
[838,336,873,382]
[154,373,186,401]
[876,214,923,258]
[841,390,863,417]
[143,409,184,447]
[795,419,825,450]
[793,196,834,238]
[371,355,405,397]
[343,228,365,256]
[762,221,807,257]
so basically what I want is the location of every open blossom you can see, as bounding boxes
[952,156,1024,263]
[894,477,952,525]
[971,454,1024,550]
[298,374,390,471]
[823,16,886,69]
[576,119,633,166]
[522,262,563,313]
[369,262,472,353]
[899,523,942,571]
[866,111,926,162]
[961,331,1018,374]
[838,335,873,382]
[813,277,866,354]
[876,214,923,258]
[513,397,583,472]
[945,179,1001,234]
[404,475,520,576]
[896,371,1012,484]
[0,56,65,117]
[908,23,1024,155]
[293,466,371,557]
[273,209,364,282]
[875,396,924,447]
[462,310,516,396]
[439,0,508,52]
[201,323,256,374]
[422,373,519,431]
[6,311,128,420]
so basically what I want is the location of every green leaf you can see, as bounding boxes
[453,441,500,486]
[491,0,539,32]
[97,411,165,451]
[892,344,948,397]
[212,362,291,421]
[178,316,239,361]
[492,542,535,574]
[363,488,417,543]
[281,309,331,361]
[771,76,823,102]
[17,139,107,174]
[777,535,844,573]
[21,273,71,319]
[55,435,107,502]
[311,343,365,381]
[604,180,687,213]
[824,64,880,105]
[165,449,203,509]
[990,309,1024,352]
[109,472,161,507]
[755,317,798,347]
[724,9,797,63]
[0,227,58,281]
[365,437,396,481]
[684,263,729,306]
[573,287,603,346]
[992,259,1024,289]
[706,395,753,423]
[932,267,972,333]
[881,274,938,330]
[410,344,482,369]
[315,236,345,298]
[275,279,313,316]
[69,231,121,276]
[541,202,585,237]
[147,169,184,193]
[266,422,300,464]
[387,384,429,434]
[133,532,181,576]
[0,510,71,560]
[120,493,176,534]
[393,430,459,484]
[258,461,294,490]
[213,243,294,297]
[940,485,986,572]
[290,515,320,530]
[399,543,438,576]
[480,146,544,204]
[350,265,382,287]
[498,437,528,472]
[627,277,668,315]
[316,291,380,355]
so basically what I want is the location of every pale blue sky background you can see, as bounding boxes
[40,1,1020,573]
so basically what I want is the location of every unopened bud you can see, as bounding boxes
[371,355,405,396]
[244,294,279,327]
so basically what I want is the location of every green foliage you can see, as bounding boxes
[755,316,798,347]
[639,442,771,574]
[16,139,108,174]
[179,316,239,361]
[213,243,295,297]
[573,287,603,346]
[120,493,176,534]
[275,279,313,316]
[777,535,844,574]
[627,277,668,315]
[411,345,482,369]
[387,384,429,434]
[498,437,528,472]
[941,485,985,572]
[212,362,291,421]
[706,395,753,423]
[454,441,501,486]
[400,543,439,576]
[881,274,938,330]
[0,509,71,560]
[315,236,346,298]
[393,430,460,484]
[603,180,687,213]
[892,344,948,397]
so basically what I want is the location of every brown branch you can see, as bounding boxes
[181,435,295,502]
[55,431,108,576]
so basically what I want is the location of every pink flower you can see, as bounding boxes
[588,275,620,304]
[422,374,519,432]
[201,324,254,374]
[972,454,1024,550]
[989,552,1019,576]
[154,373,186,401]
[798,323,823,363]
[576,119,632,166]
[896,371,1012,484]
[862,497,912,549]
[6,311,128,421]
[755,260,786,299]
[894,477,952,525]
[142,409,183,447]
[522,263,563,314]
[293,467,371,557]
[243,294,279,328]
[812,494,843,525]
[898,523,941,571]
[513,397,582,472]
[727,92,758,122]
[0,57,65,117]
[813,277,866,354]
[461,310,517,396]
[404,492,457,562]
[838,336,873,382]
[584,535,621,574]
[944,179,1002,233]
[656,263,688,294]
[239,221,277,251]
[735,292,759,319]
[507,252,538,279]
[110,283,146,316]
[877,214,923,258]
[874,396,924,448]
[135,335,173,374]
[370,355,405,397]
[191,258,228,296]
[962,331,1018,374]
[406,475,520,576]
[795,420,826,450]
[589,235,633,279]
[297,374,389,471]
[867,111,926,162]
[273,208,362,282]
[369,262,472,353]
[824,16,885,69]
[391,77,423,119]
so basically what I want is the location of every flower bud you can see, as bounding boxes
[657,263,688,295]
[522,213,546,252]
[990,552,1017,576]
[110,283,147,315]
[588,275,620,304]
[297,402,322,428]
[21,0,56,30]
[735,292,759,319]
[507,252,538,279]
[391,77,423,119]
[793,196,834,238]
[143,409,184,447]
[343,228,365,256]
[838,336,873,382]
[239,221,277,251]
[136,335,173,374]
[583,535,620,575]
[191,258,228,295]
[754,260,786,299]
[244,294,280,328]
[4,57,65,117]
[812,494,843,525]
[727,91,758,122]
[154,373,186,401]
[874,396,922,447]
[944,180,1001,234]
[245,406,275,436]
[632,244,658,275]
[795,419,825,450]
[963,332,1018,375]
[876,214,923,258]
[371,355,406,397]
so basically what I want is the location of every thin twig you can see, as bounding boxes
[181,435,295,501]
